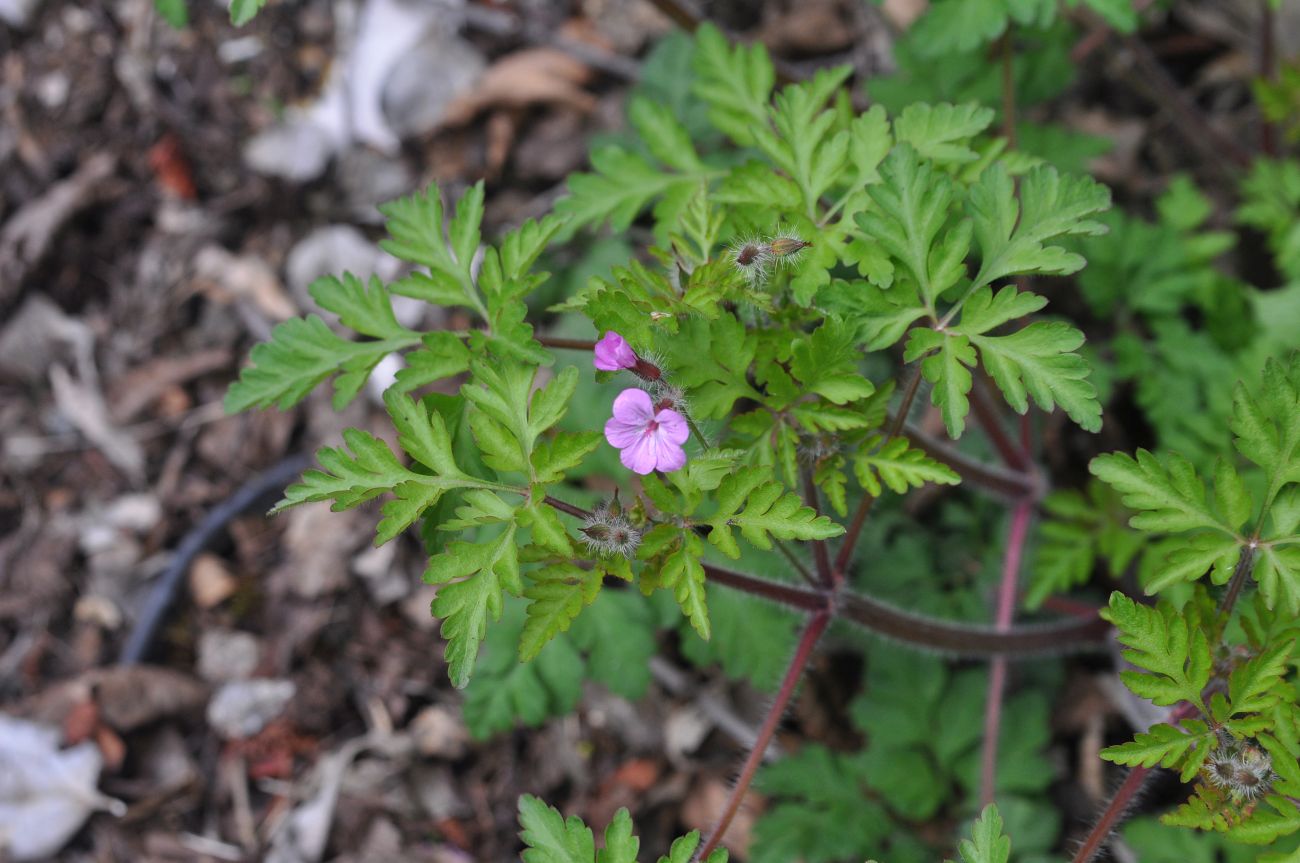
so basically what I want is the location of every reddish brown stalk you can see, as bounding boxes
[1070,703,1200,863]
[1070,764,1150,863]
[970,380,1033,473]
[835,366,923,574]
[702,563,829,613]
[901,425,1039,500]
[802,469,835,587]
[979,499,1034,806]
[840,590,1109,656]
[698,610,831,860]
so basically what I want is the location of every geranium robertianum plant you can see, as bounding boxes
[224,22,1300,863]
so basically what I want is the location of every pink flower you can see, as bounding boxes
[594,332,639,371]
[604,388,689,475]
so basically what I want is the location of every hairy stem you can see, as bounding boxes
[902,425,1039,500]
[1216,540,1259,627]
[1070,764,1150,863]
[1070,702,1201,863]
[702,563,829,612]
[698,610,831,860]
[802,469,835,586]
[541,495,1105,655]
[774,538,820,588]
[980,500,1034,806]
[970,379,1032,473]
[835,366,923,573]
[840,591,1109,656]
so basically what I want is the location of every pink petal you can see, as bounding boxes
[605,415,645,449]
[594,331,638,371]
[653,435,687,472]
[610,388,654,423]
[655,409,690,446]
[620,434,659,475]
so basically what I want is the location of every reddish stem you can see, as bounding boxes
[1070,764,1150,863]
[802,469,835,587]
[970,380,1032,473]
[1070,702,1201,863]
[702,563,829,613]
[698,610,831,860]
[979,499,1033,806]
[835,366,923,574]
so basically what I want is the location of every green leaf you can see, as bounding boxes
[1103,592,1212,707]
[1228,639,1295,716]
[597,809,639,863]
[462,599,585,737]
[380,184,484,315]
[957,314,1102,433]
[154,0,187,27]
[629,96,705,173]
[520,564,602,662]
[692,22,774,146]
[953,804,1012,863]
[706,471,844,558]
[894,102,996,165]
[752,746,892,863]
[788,317,875,405]
[1231,357,1300,512]
[752,66,853,214]
[225,303,420,412]
[966,164,1110,290]
[392,331,472,392]
[1090,450,1238,535]
[229,0,267,26]
[662,533,711,640]
[427,525,523,688]
[856,145,968,308]
[906,327,976,438]
[1257,544,1300,615]
[557,146,699,234]
[532,431,603,484]
[1100,722,1212,769]
[519,795,594,863]
[854,435,961,496]
[570,589,658,699]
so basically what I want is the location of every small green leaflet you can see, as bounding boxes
[966,164,1111,291]
[273,390,490,545]
[691,22,774,147]
[1090,449,1242,536]
[154,0,187,27]
[854,435,961,497]
[1101,721,1214,779]
[519,564,602,662]
[706,470,844,559]
[427,525,522,689]
[1103,592,1212,709]
[224,275,421,412]
[383,182,486,317]
[517,796,727,863]
[894,102,995,165]
[950,804,1012,863]
[856,145,968,310]
[229,0,266,26]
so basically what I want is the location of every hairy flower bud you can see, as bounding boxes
[580,500,642,559]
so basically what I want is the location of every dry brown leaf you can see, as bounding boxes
[441,48,596,127]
